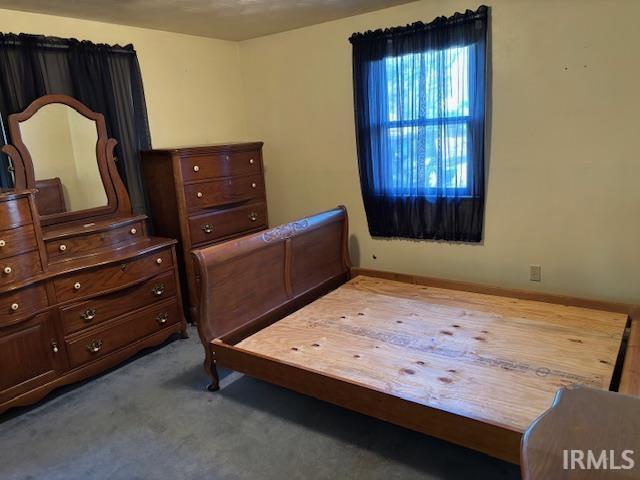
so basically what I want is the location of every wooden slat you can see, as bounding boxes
[236,276,628,434]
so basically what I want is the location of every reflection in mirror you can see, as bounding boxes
[18,103,108,213]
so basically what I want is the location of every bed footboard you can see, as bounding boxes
[192,206,351,388]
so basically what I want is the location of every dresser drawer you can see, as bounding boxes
[0,198,32,230]
[180,149,261,182]
[0,251,43,287]
[53,247,174,302]
[46,221,144,261]
[0,283,49,327]
[189,201,267,246]
[0,224,38,260]
[65,299,180,369]
[60,271,177,335]
[184,174,264,210]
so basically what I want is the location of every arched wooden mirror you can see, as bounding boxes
[1,94,131,226]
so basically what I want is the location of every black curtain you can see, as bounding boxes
[349,6,488,242]
[0,33,151,214]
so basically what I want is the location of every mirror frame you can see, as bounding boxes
[1,94,131,226]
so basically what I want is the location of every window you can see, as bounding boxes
[350,6,488,241]
[382,46,472,196]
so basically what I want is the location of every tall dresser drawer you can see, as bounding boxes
[181,149,261,182]
[0,198,32,230]
[60,271,177,335]
[0,224,38,260]
[0,283,48,327]
[53,248,174,302]
[65,299,180,369]
[46,221,144,261]
[0,251,44,287]
[184,174,264,210]
[189,201,267,246]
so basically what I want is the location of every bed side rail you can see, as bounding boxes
[619,309,640,396]
[192,206,351,349]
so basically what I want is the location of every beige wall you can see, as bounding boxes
[2,2,638,304]
[239,0,640,303]
[0,8,248,147]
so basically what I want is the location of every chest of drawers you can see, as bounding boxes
[141,142,268,319]
[0,190,187,415]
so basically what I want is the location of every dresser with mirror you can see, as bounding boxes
[0,94,187,414]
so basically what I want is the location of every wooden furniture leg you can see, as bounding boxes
[207,363,220,392]
[203,348,220,391]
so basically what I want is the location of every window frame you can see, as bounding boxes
[375,44,476,199]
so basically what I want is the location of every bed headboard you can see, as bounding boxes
[192,206,351,347]
[35,177,66,215]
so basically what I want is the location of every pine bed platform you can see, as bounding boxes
[192,207,639,465]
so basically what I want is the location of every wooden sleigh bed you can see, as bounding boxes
[192,206,639,464]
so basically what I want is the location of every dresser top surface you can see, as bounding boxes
[0,189,36,202]
[141,141,263,155]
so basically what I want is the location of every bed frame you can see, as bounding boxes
[192,206,639,464]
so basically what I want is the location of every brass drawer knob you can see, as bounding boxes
[156,312,169,325]
[248,212,258,222]
[81,308,97,322]
[3,266,12,274]
[59,244,67,252]
[130,228,137,235]
[201,224,214,234]
[193,165,200,172]
[86,339,103,354]
[151,283,165,296]
[197,192,203,198]
[251,182,257,188]
[10,303,19,311]
[0,240,5,247]
[156,257,163,265]
[51,342,59,354]
[249,158,255,165]
[74,282,81,290]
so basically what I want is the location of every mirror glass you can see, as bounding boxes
[18,103,108,214]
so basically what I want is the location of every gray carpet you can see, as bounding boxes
[0,326,519,480]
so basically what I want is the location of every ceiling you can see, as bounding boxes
[0,0,417,41]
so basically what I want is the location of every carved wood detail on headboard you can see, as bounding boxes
[192,206,351,367]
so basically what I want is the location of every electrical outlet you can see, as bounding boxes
[530,265,542,282]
